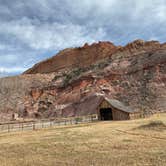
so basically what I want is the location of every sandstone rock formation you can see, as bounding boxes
[24,41,118,74]
[0,40,166,121]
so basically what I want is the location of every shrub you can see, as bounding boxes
[75,117,82,124]
[62,68,85,87]
[136,120,166,131]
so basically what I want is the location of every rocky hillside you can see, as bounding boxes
[24,41,118,74]
[0,40,166,121]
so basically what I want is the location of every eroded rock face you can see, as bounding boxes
[0,40,166,121]
[24,41,117,74]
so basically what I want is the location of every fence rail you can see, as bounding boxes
[0,114,98,133]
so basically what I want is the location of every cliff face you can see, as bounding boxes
[24,41,117,74]
[0,40,166,121]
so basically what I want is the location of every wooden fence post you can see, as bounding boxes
[33,122,35,130]
[42,121,44,128]
[0,114,98,134]
[22,123,24,131]
[8,124,10,132]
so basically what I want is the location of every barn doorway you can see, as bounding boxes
[100,108,113,120]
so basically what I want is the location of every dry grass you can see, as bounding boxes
[0,113,166,166]
[135,120,166,131]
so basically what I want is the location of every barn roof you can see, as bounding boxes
[104,98,135,113]
[62,93,138,117]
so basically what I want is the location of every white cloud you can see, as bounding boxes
[0,0,166,77]
[0,0,166,51]
[0,67,26,73]
[0,18,106,50]
[0,66,27,78]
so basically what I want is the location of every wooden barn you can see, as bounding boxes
[62,94,140,121]
[97,98,140,120]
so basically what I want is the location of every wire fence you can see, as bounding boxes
[0,114,98,133]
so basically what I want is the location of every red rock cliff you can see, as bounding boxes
[24,41,118,74]
[0,40,166,121]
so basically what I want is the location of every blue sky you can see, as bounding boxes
[0,0,166,77]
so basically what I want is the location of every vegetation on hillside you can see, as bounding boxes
[60,58,112,87]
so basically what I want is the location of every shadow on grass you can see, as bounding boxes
[135,121,166,131]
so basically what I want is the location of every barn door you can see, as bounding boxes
[100,108,113,120]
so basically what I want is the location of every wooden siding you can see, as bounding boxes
[98,100,130,120]
[112,108,130,120]
[99,100,111,109]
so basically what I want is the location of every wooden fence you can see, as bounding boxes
[0,114,98,133]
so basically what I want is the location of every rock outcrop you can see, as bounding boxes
[0,40,166,121]
[24,41,118,74]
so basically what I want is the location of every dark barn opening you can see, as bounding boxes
[100,108,113,120]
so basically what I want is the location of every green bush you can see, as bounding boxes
[62,68,85,87]
[75,117,82,124]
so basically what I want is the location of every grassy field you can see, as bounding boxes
[0,114,165,166]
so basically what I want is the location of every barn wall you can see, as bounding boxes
[98,100,130,120]
[99,100,110,108]
[112,108,130,120]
